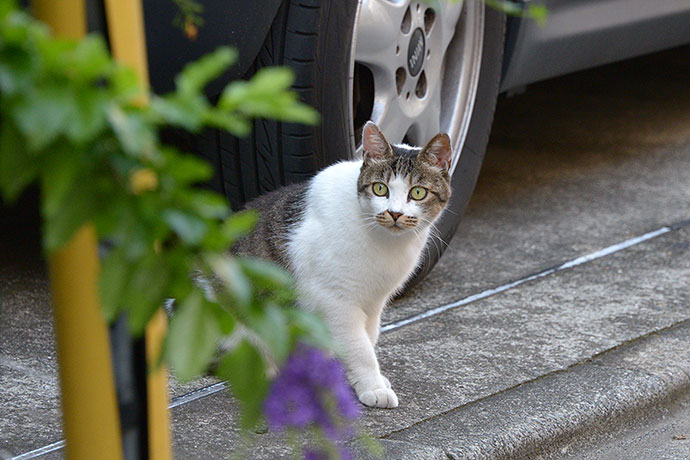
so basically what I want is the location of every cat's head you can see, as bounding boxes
[357,121,452,234]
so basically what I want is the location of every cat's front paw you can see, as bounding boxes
[358,387,398,408]
[382,375,391,389]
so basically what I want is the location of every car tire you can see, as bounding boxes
[192,0,505,288]
[201,0,358,211]
[407,3,506,287]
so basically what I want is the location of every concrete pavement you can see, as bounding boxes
[2,47,690,459]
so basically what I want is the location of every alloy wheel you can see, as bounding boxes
[351,0,484,175]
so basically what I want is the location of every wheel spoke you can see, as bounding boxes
[434,0,464,56]
[355,0,409,71]
[374,96,414,145]
[410,86,441,145]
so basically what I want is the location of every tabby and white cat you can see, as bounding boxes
[234,122,452,408]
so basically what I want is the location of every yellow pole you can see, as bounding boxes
[103,2,172,459]
[47,225,125,460]
[33,1,125,459]
[144,309,171,460]
[104,0,150,93]
[32,0,86,39]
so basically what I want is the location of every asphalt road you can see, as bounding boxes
[1,46,689,459]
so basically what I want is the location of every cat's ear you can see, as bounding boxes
[420,133,452,172]
[362,121,392,163]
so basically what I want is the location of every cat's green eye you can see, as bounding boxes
[372,182,389,197]
[409,186,428,201]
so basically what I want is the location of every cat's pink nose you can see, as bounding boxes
[388,211,403,221]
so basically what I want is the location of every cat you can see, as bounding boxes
[233,121,452,408]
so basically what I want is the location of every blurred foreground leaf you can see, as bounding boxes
[216,340,268,430]
[483,0,548,24]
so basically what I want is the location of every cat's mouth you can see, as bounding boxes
[374,212,419,233]
[374,220,403,232]
[384,221,416,233]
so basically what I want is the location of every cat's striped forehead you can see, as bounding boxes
[388,143,422,177]
[357,143,451,203]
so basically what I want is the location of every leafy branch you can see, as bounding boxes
[0,0,327,432]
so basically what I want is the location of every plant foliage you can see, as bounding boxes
[483,0,548,24]
[0,0,328,429]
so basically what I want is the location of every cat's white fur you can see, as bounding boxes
[287,159,435,408]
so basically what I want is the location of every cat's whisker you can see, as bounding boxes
[415,227,433,263]
[428,231,441,257]
[412,228,429,255]
[417,217,452,255]
[357,217,382,231]
[429,230,450,253]
[418,217,450,246]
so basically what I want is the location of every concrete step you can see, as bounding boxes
[162,224,690,460]
[383,321,690,460]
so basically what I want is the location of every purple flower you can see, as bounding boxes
[263,344,360,440]
[303,447,353,460]
[303,449,328,460]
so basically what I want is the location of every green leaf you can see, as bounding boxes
[206,300,235,335]
[42,178,99,252]
[202,109,251,137]
[65,35,112,83]
[198,211,258,251]
[106,105,156,157]
[13,83,75,151]
[184,190,229,219]
[247,303,289,363]
[150,93,206,132]
[109,65,140,102]
[274,102,320,126]
[0,119,36,202]
[100,249,131,321]
[239,257,294,291]
[176,46,237,96]
[217,77,259,111]
[110,209,153,260]
[40,146,81,217]
[204,254,252,307]
[160,148,213,184]
[288,309,332,351]
[222,210,257,242]
[65,90,108,144]
[124,251,171,335]
[0,42,34,95]
[249,66,294,92]
[0,0,16,20]
[163,209,208,245]
[527,4,549,24]
[201,210,257,253]
[483,0,548,24]
[166,290,222,380]
[215,340,268,429]
[218,67,319,125]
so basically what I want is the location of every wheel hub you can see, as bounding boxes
[352,0,485,174]
[407,27,425,76]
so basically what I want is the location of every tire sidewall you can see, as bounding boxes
[407,5,506,286]
[282,1,505,287]
[317,1,359,167]
[285,0,359,170]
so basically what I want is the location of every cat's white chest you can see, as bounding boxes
[291,218,425,310]
[287,161,428,310]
